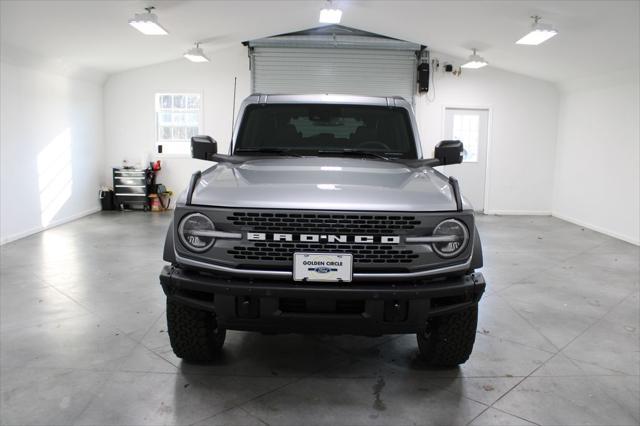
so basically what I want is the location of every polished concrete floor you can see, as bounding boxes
[1,212,638,426]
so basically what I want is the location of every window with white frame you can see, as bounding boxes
[451,114,480,162]
[155,93,201,155]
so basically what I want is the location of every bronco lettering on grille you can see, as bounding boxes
[247,233,400,244]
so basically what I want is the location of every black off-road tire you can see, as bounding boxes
[166,298,226,362]
[417,305,478,367]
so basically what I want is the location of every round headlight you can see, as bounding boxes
[432,219,469,258]
[178,213,215,252]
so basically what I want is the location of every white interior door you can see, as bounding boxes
[442,107,490,212]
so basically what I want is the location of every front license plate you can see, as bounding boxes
[293,253,353,283]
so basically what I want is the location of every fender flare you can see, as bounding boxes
[469,226,483,271]
[163,220,176,263]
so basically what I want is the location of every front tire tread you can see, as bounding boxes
[417,305,478,367]
[166,299,226,363]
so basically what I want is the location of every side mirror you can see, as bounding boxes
[435,140,463,165]
[191,135,218,161]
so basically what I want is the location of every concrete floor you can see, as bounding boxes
[0,212,638,426]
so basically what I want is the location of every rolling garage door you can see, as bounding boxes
[247,30,421,104]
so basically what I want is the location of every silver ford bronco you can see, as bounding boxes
[160,94,485,366]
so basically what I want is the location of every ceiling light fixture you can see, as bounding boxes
[128,6,168,35]
[461,49,488,69]
[319,0,342,24]
[184,43,210,63]
[516,15,558,45]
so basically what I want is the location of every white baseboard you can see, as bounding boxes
[552,212,640,246]
[483,210,552,216]
[0,206,101,245]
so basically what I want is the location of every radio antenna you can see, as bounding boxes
[230,77,237,146]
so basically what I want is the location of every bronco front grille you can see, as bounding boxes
[176,207,474,275]
[226,212,421,235]
[227,242,419,264]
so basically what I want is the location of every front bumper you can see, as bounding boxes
[159,265,485,336]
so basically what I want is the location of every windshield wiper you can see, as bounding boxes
[316,149,402,161]
[235,148,302,157]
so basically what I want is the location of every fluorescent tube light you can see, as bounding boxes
[516,16,558,45]
[319,1,342,23]
[461,49,488,69]
[129,7,168,35]
[184,44,210,63]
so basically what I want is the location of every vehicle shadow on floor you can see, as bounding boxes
[170,333,464,425]
[172,332,462,383]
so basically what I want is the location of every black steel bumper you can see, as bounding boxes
[159,265,485,336]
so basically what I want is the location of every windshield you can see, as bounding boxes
[234,104,418,159]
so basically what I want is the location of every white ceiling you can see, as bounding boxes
[1,0,638,84]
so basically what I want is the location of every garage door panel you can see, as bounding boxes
[252,47,417,103]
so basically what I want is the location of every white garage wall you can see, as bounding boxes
[0,61,103,244]
[552,70,640,245]
[105,47,559,215]
[103,44,250,204]
[1,45,634,245]
[415,52,559,214]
